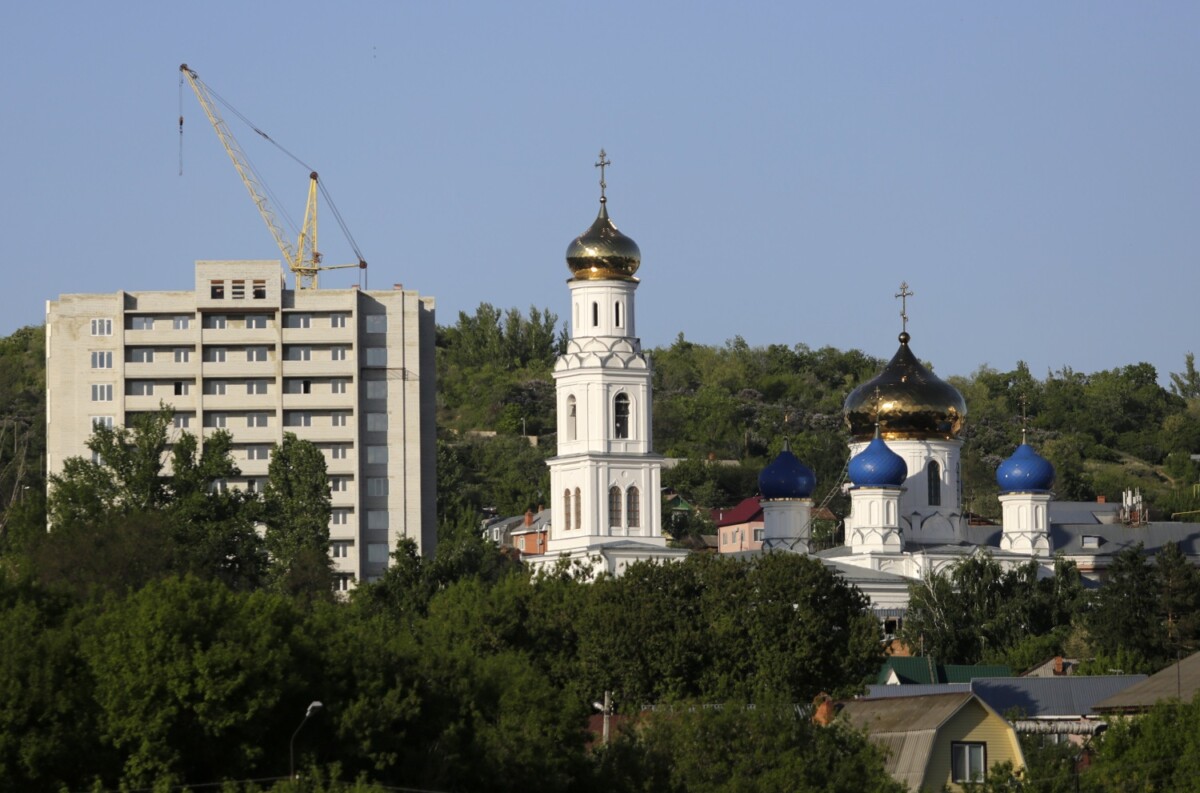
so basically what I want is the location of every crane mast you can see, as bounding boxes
[180,64,365,289]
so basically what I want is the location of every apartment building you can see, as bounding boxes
[45,260,437,587]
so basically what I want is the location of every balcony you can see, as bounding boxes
[124,361,196,379]
[200,327,277,345]
[201,360,277,379]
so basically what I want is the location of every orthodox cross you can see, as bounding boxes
[1019,393,1029,444]
[595,149,610,202]
[873,386,883,428]
[895,282,913,334]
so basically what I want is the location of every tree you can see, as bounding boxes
[263,433,333,595]
[1171,352,1200,401]
[1085,544,1163,670]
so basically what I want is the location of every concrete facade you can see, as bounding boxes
[45,260,437,587]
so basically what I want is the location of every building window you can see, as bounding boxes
[285,313,311,329]
[173,347,191,363]
[128,348,153,363]
[127,381,153,396]
[361,314,385,334]
[247,412,268,428]
[366,412,387,432]
[333,575,354,592]
[252,279,267,299]
[574,487,582,530]
[247,445,270,460]
[246,346,267,362]
[563,489,572,531]
[206,347,227,363]
[753,527,764,542]
[367,477,388,497]
[90,350,113,369]
[207,413,228,428]
[1082,535,1101,550]
[331,346,348,361]
[367,542,389,564]
[286,412,312,427]
[246,314,268,329]
[366,445,387,464]
[331,313,348,328]
[367,510,389,530]
[331,379,348,394]
[244,478,260,494]
[951,742,986,784]
[90,318,112,336]
[285,346,312,361]
[330,477,349,493]
[205,380,227,396]
[609,487,622,527]
[331,541,351,558]
[174,381,190,396]
[91,415,114,429]
[614,393,630,439]
[130,316,154,331]
[592,302,599,327]
[365,380,387,399]
[615,301,622,328]
[210,280,225,299]
[173,315,191,330]
[330,445,348,460]
[173,414,191,429]
[231,280,246,299]
[91,384,113,402]
[627,486,640,528]
[927,461,942,507]
[365,347,386,366]
[302,380,312,394]
[205,315,228,330]
[566,395,577,441]
[247,380,268,395]
[331,509,350,526]
[332,412,348,427]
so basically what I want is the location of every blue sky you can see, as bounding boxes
[2,2,1197,384]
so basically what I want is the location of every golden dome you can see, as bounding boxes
[565,199,641,281]
[844,332,967,441]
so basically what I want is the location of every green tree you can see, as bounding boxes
[1085,544,1163,669]
[263,433,333,594]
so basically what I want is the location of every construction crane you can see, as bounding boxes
[179,64,366,289]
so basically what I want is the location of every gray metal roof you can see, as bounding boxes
[865,683,971,699]
[1095,652,1200,712]
[970,676,1146,718]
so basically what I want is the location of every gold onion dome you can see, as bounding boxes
[844,332,967,441]
[565,199,641,281]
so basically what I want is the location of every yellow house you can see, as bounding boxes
[838,692,1025,792]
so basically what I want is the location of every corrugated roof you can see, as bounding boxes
[840,693,974,790]
[971,676,1146,718]
[710,496,762,527]
[878,657,1012,685]
[1095,652,1200,712]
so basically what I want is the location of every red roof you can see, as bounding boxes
[710,496,763,527]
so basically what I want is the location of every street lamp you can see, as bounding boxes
[289,700,323,779]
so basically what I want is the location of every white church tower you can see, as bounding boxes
[534,151,687,576]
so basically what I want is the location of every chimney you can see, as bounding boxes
[524,509,533,527]
[1096,495,1106,504]
[393,283,404,291]
[537,503,544,514]
[812,693,836,727]
[1054,656,1064,676]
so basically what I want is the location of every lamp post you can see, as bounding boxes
[289,700,323,779]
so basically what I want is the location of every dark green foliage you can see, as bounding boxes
[1085,693,1200,791]
[263,433,333,595]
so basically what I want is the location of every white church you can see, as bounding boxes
[523,153,1200,610]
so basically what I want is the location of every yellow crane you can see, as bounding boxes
[180,64,366,289]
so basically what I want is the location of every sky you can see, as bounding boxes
[2,2,1197,385]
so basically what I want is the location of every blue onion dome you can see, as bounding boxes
[566,199,641,281]
[848,430,908,487]
[758,439,817,499]
[996,443,1056,493]
[844,332,967,441]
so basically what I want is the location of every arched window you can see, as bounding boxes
[615,301,622,328]
[563,489,572,531]
[566,395,577,441]
[927,460,942,506]
[627,486,640,528]
[592,302,599,327]
[614,393,630,439]
[609,486,622,527]
[574,487,582,530]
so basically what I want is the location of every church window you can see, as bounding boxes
[609,487,622,527]
[574,487,582,530]
[627,486,640,528]
[615,301,622,328]
[592,302,599,327]
[927,461,942,506]
[567,395,577,441]
[614,393,630,439]
[563,489,572,530]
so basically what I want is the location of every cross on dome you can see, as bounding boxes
[595,149,610,203]
[895,281,913,335]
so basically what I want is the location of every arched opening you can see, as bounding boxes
[563,489,572,531]
[609,486,622,528]
[592,302,599,327]
[614,393,630,439]
[927,460,942,506]
[627,486,640,528]
[566,395,577,441]
[574,487,582,530]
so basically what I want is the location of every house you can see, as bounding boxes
[839,692,1025,791]
[1094,651,1200,714]
[877,657,1012,685]
[712,496,764,553]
